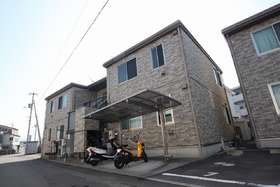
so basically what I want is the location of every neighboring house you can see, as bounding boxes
[41,79,107,159]
[226,86,252,141]
[0,124,20,152]
[231,86,248,118]
[84,20,234,158]
[225,86,241,118]
[222,4,280,148]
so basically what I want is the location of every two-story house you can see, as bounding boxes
[42,78,106,159]
[84,20,234,158]
[0,124,20,153]
[222,4,280,148]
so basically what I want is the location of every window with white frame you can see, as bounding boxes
[121,116,142,130]
[252,22,280,55]
[156,94,174,125]
[58,94,67,109]
[213,68,222,86]
[157,109,174,125]
[151,44,165,69]
[268,82,280,115]
[118,58,137,84]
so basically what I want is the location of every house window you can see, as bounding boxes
[222,106,231,124]
[151,44,165,69]
[121,116,142,130]
[118,58,137,84]
[56,125,64,140]
[213,68,222,86]
[252,22,280,54]
[268,82,280,115]
[58,94,67,109]
[157,109,174,125]
[48,128,51,141]
[50,101,54,113]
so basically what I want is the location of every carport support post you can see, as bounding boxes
[159,110,168,161]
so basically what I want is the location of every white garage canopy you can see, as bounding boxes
[83,89,181,123]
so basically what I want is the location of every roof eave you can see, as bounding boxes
[45,82,87,101]
[222,3,280,36]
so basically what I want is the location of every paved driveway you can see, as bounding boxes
[148,150,280,187]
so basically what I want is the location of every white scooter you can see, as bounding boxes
[84,132,121,166]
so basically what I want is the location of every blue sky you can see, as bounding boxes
[0,0,279,140]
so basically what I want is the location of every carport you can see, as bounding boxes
[84,89,181,160]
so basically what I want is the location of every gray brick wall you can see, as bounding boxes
[227,15,280,141]
[181,29,234,145]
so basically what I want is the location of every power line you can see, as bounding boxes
[38,0,90,97]
[37,0,110,104]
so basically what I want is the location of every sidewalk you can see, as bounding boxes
[50,155,201,178]
[49,148,280,179]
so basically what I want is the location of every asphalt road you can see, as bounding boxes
[0,154,175,187]
[148,150,280,187]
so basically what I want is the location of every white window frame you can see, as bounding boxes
[213,68,222,86]
[156,109,174,126]
[268,82,280,115]
[156,94,175,126]
[251,22,280,56]
[150,43,166,70]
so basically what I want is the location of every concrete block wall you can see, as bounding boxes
[227,15,280,146]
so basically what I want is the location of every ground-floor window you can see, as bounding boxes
[121,116,142,130]
[157,109,174,125]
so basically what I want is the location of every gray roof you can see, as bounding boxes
[222,3,280,36]
[45,77,106,101]
[45,82,87,101]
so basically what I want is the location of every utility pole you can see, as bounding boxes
[25,93,38,155]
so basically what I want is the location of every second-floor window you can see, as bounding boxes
[213,68,222,86]
[268,82,280,115]
[58,94,67,109]
[50,101,54,113]
[118,58,137,84]
[151,44,165,69]
[252,22,280,55]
